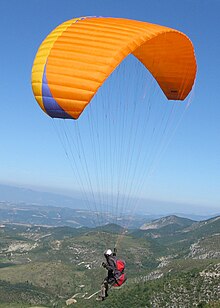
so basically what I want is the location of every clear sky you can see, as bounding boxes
[0,0,220,210]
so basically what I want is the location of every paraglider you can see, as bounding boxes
[32,16,196,300]
[96,248,126,301]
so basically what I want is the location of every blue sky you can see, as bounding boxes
[0,0,220,211]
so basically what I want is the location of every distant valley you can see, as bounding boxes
[0,184,219,223]
[0,201,150,229]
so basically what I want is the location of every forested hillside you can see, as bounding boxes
[0,215,219,307]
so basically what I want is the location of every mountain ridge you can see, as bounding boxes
[140,214,195,230]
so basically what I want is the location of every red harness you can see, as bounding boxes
[113,259,126,287]
[113,273,126,287]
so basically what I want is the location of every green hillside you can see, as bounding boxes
[0,215,219,307]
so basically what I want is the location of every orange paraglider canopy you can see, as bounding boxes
[32,17,196,119]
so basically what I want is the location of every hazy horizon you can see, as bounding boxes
[0,182,219,219]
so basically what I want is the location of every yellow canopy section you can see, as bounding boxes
[32,17,197,119]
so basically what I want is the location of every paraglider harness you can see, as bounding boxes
[113,259,126,287]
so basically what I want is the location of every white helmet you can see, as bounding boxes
[104,249,112,256]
